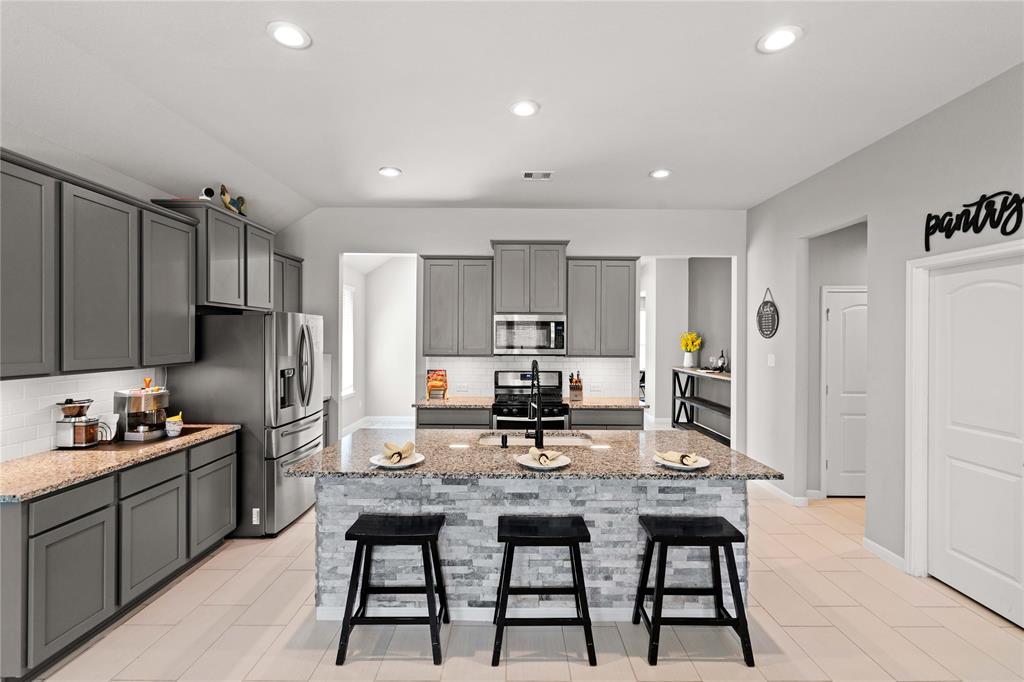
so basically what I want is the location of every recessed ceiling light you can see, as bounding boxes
[378,166,403,177]
[756,25,803,53]
[649,168,672,179]
[267,21,312,49]
[510,100,540,117]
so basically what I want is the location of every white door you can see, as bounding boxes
[823,289,868,496]
[928,255,1023,626]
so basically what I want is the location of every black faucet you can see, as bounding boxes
[526,359,544,449]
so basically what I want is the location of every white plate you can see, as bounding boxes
[653,455,710,471]
[369,452,425,469]
[514,453,571,471]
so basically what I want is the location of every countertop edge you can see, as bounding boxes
[293,470,783,481]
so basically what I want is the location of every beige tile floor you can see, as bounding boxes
[39,483,1023,681]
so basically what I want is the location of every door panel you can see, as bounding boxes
[206,211,244,306]
[458,259,493,355]
[529,244,566,313]
[494,244,530,313]
[823,290,867,496]
[567,260,601,356]
[599,260,636,356]
[190,454,237,557]
[142,213,195,365]
[245,224,274,310]
[422,259,459,355]
[120,475,187,603]
[928,256,1023,626]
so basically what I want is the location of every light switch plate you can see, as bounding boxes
[767,354,776,367]
[456,383,469,393]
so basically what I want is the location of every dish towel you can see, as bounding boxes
[528,446,562,466]
[383,441,415,464]
[656,450,701,466]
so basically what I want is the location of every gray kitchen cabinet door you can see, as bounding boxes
[61,184,139,371]
[142,212,195,366]
[189,453,236,557]
[493,243,530,313]
[422,259,459,355]
[529,243,567,313]
[245,224,274,310]
[119,475,187,603]
[458,259,493,355]
[27,506,116,668]
[282,256,302,312]
[1,162,57,378]
[599,260,637,357]
[206,210,245,306]
[273,255,286,312]
[567,260,602,356]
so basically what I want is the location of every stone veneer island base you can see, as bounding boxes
[287,428,782,621]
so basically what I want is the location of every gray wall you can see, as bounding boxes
[653,259,688,421]
[339,264,366,430]
[746,64,1023,557]
[365,256,417,418]
[688,257,732,437]
[806,223,867,492]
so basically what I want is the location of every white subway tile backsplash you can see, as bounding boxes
[423,355,636,397]
[0,367,165,461]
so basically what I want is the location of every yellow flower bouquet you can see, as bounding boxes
[680,331,702,368]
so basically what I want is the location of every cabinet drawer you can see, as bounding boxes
[119,451,186,498]
[570,409,644,429]
[189,434,236,471]
[189,453,237,557]
[120,475,187,603]
[28,477,115,536]
[416,408,491,427]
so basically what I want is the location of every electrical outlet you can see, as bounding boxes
[591,382,603,393]
[252,508,260,525]
[456,383,469,393]
[767,354,776,368]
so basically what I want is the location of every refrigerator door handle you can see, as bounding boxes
[303,323,315,408]
[297,323,310,407]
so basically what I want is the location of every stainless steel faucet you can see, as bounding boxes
[526,359,544,449]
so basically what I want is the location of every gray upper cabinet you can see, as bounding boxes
[493,243,530,312]
[567,260,602,356]
[273,252,302,312]
[529,243,567,313]
[567,258,637,357]
[119,475,187,604]
[27,505,117,668]
[142,212,195,366]
[422,259,459,355]
[1,161,57,378]
[61,184,139,372]
[245,224,274,310]
[458,259,493,355]
[599,260,637,356]
[206,210,245,306]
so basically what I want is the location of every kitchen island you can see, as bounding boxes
[288,428,781,621]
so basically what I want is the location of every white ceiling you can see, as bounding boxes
[2,2,1022,229]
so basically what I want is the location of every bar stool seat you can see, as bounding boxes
[633,515,754,667]
[336,513,449,667]
[492,515,597,667]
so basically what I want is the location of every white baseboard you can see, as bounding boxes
[752,480,809,507]
[863,537,907,572]
[341,415,414,436]
[316,605,716,622]
[806,489,826,500]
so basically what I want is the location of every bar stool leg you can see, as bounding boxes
[491,543,515,667]
[724,543,754,667]
[647,542,668,666]
[632,538,654,625]
[492,544,510,625]
[709,544,725,618]
[335,541,365,665]
[356,544,374,618]
[420,543,443,665]
[568,545,582,619]
[429,539,450,624]
[570,543,597,666]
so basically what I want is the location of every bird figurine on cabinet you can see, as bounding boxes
[220,184,237,213]
[235,195,247,216]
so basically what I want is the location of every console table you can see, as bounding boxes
[671,367,731,445]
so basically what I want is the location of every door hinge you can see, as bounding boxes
[826,384,829,395]
[825,460,829,470]
[826,307,830,321]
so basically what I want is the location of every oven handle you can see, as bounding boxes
[494,415,568,422]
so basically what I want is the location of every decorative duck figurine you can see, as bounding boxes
[220,184,238,213]
[235,195,247,216]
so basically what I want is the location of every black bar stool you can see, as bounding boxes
[491,515,597,667]
[335,513,450,666]
[632,515,754,667]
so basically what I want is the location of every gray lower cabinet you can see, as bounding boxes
[567,258,637,357]
[1,161,57,378]
[61,183,140,371]
[422,259,459,355]
[570,408,644,430]
[273,252,303,312]
[416,407,491,429]
[189,453,237,557]
[206,210,246,306]
[493,243,530,313]
[458,259,493,355]
[27,506,117,668]
[119,475,188,603]
[529,243,567,313]
[245,224,274,310]
[142,212,195,366]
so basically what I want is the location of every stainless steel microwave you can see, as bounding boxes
[493,314,567,355]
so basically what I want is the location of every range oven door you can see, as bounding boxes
[492,413,569,430]
[493,314,566,355]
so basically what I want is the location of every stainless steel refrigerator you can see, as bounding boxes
[167,312,323,536]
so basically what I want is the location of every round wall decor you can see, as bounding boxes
[756,288,779,338]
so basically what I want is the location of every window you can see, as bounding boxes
[342,285,355,397]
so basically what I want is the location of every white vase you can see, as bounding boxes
[683,351,698,368]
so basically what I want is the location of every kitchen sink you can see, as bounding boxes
[478,434,593,447]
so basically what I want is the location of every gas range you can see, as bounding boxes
[491,370,570,429]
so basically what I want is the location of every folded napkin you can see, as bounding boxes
[528,446,563,466]
[383,441,415,464]
[656,450,702,466]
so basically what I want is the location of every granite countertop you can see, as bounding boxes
[287,428,781,481]
[413,396,647,409]
[567,397,649,409]
[0,423,240,502]
[413,396,493,409]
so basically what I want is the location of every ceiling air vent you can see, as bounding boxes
[522,171,553,181]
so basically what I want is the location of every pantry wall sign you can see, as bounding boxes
[924,189,1022,252]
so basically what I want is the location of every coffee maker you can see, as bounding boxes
[55,398,100,448]
[114,381,170,442]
